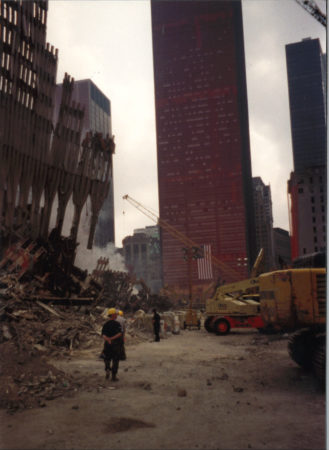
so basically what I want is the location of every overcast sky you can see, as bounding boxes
[46,0,326,251]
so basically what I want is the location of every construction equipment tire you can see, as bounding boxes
[312,335,326,390]
[288,328,315,370]
[204,317,214,333]
[214,318,230,336]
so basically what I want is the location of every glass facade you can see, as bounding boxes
[69,79,114,246]
[151,0,256,291]
[286,38,327,173]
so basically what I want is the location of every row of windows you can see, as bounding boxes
[33,3,46,25]
[311,215,326,223]
[0,75,11,94]
[19,63,36,88]
[0,3,18,25]
[0,23,13,45]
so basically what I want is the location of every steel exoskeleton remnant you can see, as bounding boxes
[0,1,115,255]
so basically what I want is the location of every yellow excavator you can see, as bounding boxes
[205,252,326,385]
[259,265,326,385]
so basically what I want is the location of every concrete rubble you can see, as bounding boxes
[0,233,188,413]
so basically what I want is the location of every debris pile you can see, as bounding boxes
[0,232,103,304]
[101,271,174,312]
[0,291,105,412]
[0,232,180,413]
[0,340,80,412]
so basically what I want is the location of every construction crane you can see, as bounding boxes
[123,194,264,329]
[123,194,242,283]
[294,0,326,27]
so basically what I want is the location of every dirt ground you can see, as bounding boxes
[0,328,326,450]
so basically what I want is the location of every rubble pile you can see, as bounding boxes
[0,289,106,412]
[0,339,80,412]
[101,270,174,313]
[0,231,103,304]
[0,231,179,413]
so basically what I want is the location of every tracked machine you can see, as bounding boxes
[259,267,326,385]
[205,263,326,385]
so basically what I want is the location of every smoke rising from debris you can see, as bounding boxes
[49,196,125,274]
[75,242,127,274]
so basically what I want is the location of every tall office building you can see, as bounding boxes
[151,0,256,294]
[252,177,274,272]
[273,228,291,269]
[286,38,326,172]
[122,226,162,294]
[55,79,115,247]
[286,38,327,258]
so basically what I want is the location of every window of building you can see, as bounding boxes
[298,187,303,194]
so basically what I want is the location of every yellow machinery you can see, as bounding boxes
[123,194,242,330]
[205,261,326,385]
[259,268,326,384]
[204,249,264,334]
[184,309,201,330]
[204,276,263,334]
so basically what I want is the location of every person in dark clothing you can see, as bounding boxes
[152,308,161,342]
[102,308,123,381]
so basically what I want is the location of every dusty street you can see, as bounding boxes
[0,328,325,450]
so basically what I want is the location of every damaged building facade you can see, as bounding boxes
[0,1,115,258]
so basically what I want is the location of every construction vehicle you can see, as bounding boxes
[204,248,265,334]
[204,275,264,334]
[123,194,242,329]
[205,262,326,384]
[259,266,326,384]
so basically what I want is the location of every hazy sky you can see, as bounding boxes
[46,0,326,249]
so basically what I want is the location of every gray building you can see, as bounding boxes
[252,177,275,272]
[273,228,291,269]
[55,79,115,247]
[285,38,327,259]
[122,226,162,293]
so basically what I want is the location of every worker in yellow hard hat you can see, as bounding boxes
[101,307,122,381]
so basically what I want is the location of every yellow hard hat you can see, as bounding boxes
[119,310,124,316]
[107,308,116,316]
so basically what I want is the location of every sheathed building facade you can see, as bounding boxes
[286,38,327,258]
[0,0,114,257]
[151,0,256,293]
[55,79,115,247]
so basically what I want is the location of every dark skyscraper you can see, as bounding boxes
[55,79,115,247]
[286,38,327,258]
[286,38,326,173]
[151,0,256,294]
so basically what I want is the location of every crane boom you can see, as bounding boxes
[123,194,242,281]
[295,0,326,27]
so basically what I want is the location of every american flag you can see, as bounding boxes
[197,244,213,280]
